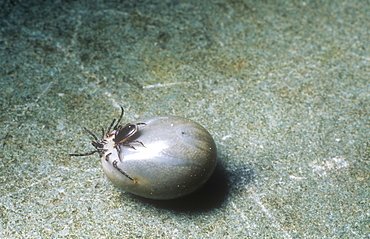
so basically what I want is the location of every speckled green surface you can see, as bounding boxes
[1,0,369,238]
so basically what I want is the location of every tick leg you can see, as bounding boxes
[117,140,145,149]
[128,140,146,148]
[69,150,98,156]
[124,144,137,150]
[83,127,99,141]
[112,160,138,184]
[113,106,125,130]
[116,145,123,161]
[105,152,112,161]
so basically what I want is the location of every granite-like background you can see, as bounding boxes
[1,0,369,238]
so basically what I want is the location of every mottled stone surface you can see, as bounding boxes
[1,0,368,238]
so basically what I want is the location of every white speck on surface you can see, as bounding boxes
[289,175,306,180]
[222,135,232,140]
[143,82,189,89]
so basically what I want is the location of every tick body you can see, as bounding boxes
[70,108,217,200]
[114,123,142,144]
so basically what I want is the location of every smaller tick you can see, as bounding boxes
[69,107,145,182]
